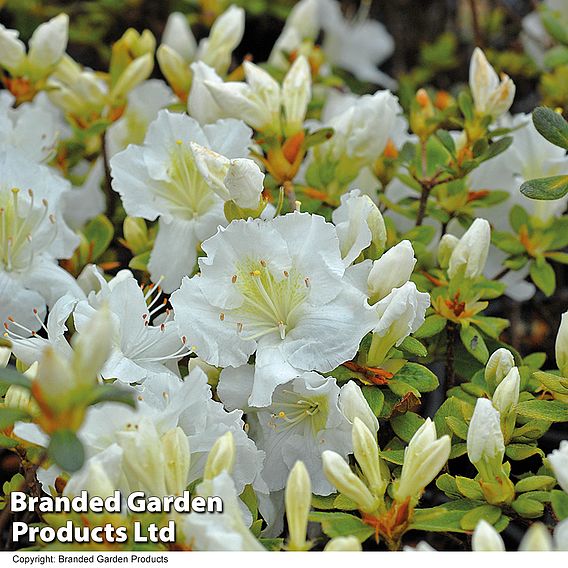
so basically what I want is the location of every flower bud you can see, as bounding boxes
[485,348,515,392]
[338,381,379,435]
[123,217,149,255]
[467,398,504,477]
[0,346,10,367]
[324,536,362,551]
[369,281,430,366]
[197,5,245,75]
[72,305,113,385]
[27,14,69,75]
[285,461,312,551]
[518,523,553,551]
[448,218,491,280]
[188,61,225,123]
[322,450,377,514]
[548,440,568,494]
[282,55,311,136]
[437,234,459,269]
[36,347,74,408]
[395,418,451,502]
[492,367,520,415]
[224,159,265,210]
[162,12,196,63]
[117,420,167,495]
[472,520,505,551]
[469,47,515,118]
[157,44,192,100]
[162,427,190,495]
[554,518,568,551]
[368,240,416,302]
[0,24,26,73]
[111,53,154,102]
[556,312,568,378]
[204,431,236,480]
[352,418,385,498]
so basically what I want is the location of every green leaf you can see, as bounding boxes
[509,205,529,233]
[515,476,556,493]
[48,430,85,473]
[129,251,151,271]
[0,434,19,448]
[458,91,474,121]
[391,412,425,443]
[303,127,334,149]
[361,386,384,417]
[459,505,501,530]
[505,444,544,461]
[479,137,513,163]
[391,362,439,392]
[0,407,31,429]
[445,416,468,440]
[0,366,32,390]
[449,442,468,459]
[84,215,114,262]
[311,494,337,510]
[260,538,284,551]
[459,325,489,363]
[414,315,447,339]
[455,476,484,500]
[511,495,544,518]
[533,371,568,395]
[532,106,568,150]
[379,449,405,465]
[516,399,568,422]
[436,473,460,497]
[410,504,473,533]
[435,129,456,155]
[399,336,428,357]
[333,493,358,511]
[530,257,556,296]
[308,512,374,542]
[551,490,568,520]
[521,175,568,201]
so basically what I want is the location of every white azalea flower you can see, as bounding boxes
[106,79,175,157]
[548,440,568,494]
[162,12,197,64]
[448,218,491,280]
[110,109,253,292]
[205,56,311,136]
[188,62,226,124]
[218,366,352,495]
[319,0,396,89]
[171,212,376,407]
[73,270,186,383]
[181,471,264,551]
[0,14,68,80]
[0,149,82,333]
[331,189,386,266]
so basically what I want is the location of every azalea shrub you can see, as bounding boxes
[1,0,568,553]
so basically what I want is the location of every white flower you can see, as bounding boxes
[317,90,400,165]
[548,440,568,494]
[331,189,386,266]
[188,62,226,124]
[196,5,245,75]
[338,380,379,435]
[518,523,553,551]
[472,519,505,551]
[369,281,430,365]
[319,0,396,89]
[469,114,568,228]
[0,149,82,333]
[171,212,376,407]
[448,218,491,280]
[485,348,515,391]
[110,109,253,292]
[181,471,264,551]
[469,47,515,118]
[492,366,520,415]
[205,57,311,136]
[218,366,352,494]
[191,143,265,209]
[556,311,568,378]
[352,418,385,498]
[162,12,197,63]
[0,93,59,163]
[0,14,68,79]
[106,79,175,157]
[203,431,236,481]
[324,536,362,551]
[395,418,451,502]
[368,240,416,302]
[467,398,505,466]
[73,270,187,383]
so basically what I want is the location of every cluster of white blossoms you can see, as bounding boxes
[1,0,568,553]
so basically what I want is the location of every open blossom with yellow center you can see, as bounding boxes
[172,211,377,407]
[0,149,82,333]
[218,367,352,494]
[110,109,256,292]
